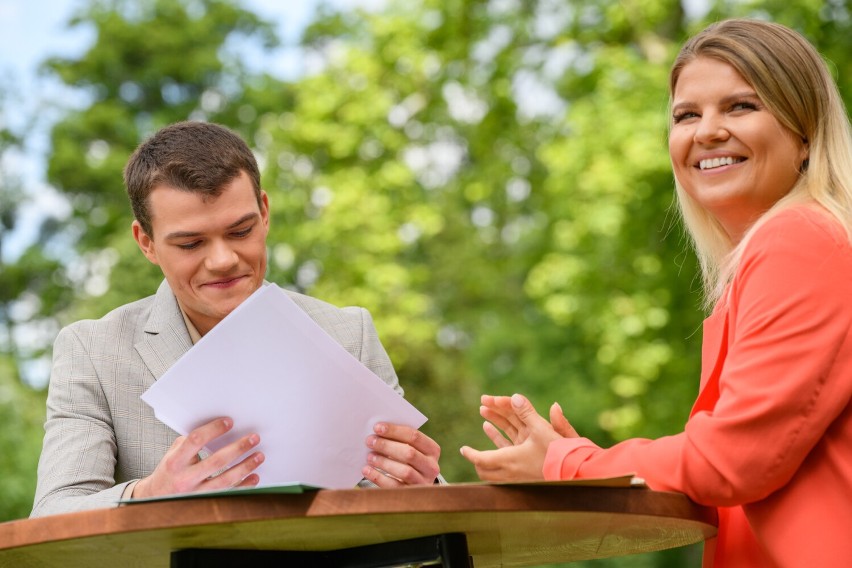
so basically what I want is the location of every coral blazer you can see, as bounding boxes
[543,207,852,567]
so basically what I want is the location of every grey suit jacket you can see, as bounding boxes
[31,280,401,517]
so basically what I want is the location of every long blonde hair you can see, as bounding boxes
[669,19,852,307]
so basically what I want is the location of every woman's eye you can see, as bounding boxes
[673,111,698,123]
[731,101,758,112]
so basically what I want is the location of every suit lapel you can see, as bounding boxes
[135,280,193,388]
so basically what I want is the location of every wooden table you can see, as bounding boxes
[0,483,717,567]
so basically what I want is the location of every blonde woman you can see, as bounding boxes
[461,19,852,567]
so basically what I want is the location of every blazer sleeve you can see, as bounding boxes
[349,306,403,397]
[30,324,131,517]
[543,211,852,506]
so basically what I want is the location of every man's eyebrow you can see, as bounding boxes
[227,212,259,229]
[164,213,259,240]
[164,229,202,240]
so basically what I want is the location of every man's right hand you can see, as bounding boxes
[132,417,264,499]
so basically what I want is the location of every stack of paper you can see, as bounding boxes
[141,284,427,489]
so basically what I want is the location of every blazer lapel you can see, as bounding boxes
[135,280,193,389]
[690,305,729,417]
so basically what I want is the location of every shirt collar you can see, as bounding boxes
[178,306,203,345]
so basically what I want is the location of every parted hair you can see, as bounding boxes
[124,121,262,237]
[669,19,852,306]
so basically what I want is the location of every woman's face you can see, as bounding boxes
[668,57,808,242]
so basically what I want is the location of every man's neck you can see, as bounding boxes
[176,303,203,345]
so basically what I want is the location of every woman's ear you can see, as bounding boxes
[799,138,810,172]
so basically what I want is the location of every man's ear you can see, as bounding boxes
[260,190,270,228]
[132,220,159,265]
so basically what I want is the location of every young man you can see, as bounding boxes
[31,121,441,517]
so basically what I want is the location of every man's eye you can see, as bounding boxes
[232,227,252,238]
[177,242,201,250]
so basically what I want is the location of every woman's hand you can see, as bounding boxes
[460,393,577,481]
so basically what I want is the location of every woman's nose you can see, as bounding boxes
[693,112,730,144]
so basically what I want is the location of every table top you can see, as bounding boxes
[0,482,717,567]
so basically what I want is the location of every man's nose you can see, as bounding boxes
[205,240,239,271]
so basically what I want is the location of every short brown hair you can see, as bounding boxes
[124,121,262,237]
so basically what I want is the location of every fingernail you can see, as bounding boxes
[222,418,233,429]
[366,436,377,448]
[254,453,265,464]
[249,434,260,445]
[374,423,388,434]
[459,446,467,456]
[511,393,524,407]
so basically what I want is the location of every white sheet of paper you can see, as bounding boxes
[140,284,427,489]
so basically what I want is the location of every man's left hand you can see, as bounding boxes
[362,423,441,487]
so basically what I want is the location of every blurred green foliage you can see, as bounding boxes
[2,0,851,565]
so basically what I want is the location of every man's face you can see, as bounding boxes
[132,171,270,335]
